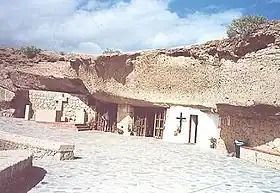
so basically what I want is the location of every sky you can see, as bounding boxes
[0,0,279,54]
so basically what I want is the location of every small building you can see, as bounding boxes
[4,86,224,151]
[26,89,96,124]
[163,106,219,149]
[21,90,222,150]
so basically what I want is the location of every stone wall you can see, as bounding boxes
[0,130,75,161]
[28,90,96,123]
[0,86,15,101]
[0,150,33,193]
[0,140,73,160]
[0,87,29,118]
[240,147,280,170]
[219,115,280,152]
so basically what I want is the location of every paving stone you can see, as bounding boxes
[0,117,280,193]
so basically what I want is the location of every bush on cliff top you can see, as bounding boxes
[102,48,121,55]
[21,45,42,58]
[227,15,267,38]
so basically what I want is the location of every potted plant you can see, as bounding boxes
[174,128,181,136]
[209,137,217,149]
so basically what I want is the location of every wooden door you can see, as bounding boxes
[95,102,106,131]
[135,116,147,136]
[153,110,166,139]
[96,111,104,131]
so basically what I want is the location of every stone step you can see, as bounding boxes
[75,124,91,131]
[37,121,92,131]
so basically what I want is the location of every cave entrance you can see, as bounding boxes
[95,100,117,132]
[134,107,166,138]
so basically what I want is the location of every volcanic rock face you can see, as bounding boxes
[1,21,280,110]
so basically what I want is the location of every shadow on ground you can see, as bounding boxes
[74,156,82,160]
[2,166,47,193]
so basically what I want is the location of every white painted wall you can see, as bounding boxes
[162,106,220,149]
[117,104,134,136]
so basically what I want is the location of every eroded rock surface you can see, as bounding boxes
[1,21,280,109]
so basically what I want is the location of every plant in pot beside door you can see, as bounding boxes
[209,137,217,149]
[174,127,181,136]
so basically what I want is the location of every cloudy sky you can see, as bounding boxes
[0,0,279,54]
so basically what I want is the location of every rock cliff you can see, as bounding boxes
[1,21,280,110]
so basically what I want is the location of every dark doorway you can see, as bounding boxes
[95,100,117,132]
[134,107,166,138]
[188,115,198,143]
[134,107,149,137]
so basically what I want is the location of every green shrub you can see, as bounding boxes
[59,51,65,55]
[227,15,267,38]
[21,45,42,58]
[102,48,121,54]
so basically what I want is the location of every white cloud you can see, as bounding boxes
[268,0,280,3]
[0,0,242,54]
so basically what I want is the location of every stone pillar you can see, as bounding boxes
[117,104,134,136]
[24,105,30,120]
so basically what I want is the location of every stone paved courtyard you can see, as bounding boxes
[1,118,280,193]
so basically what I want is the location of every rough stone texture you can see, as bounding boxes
[0,129,74,161]
[28,89,95,123]
[1,22,280,157]
[240,147,280,170]
[257,138,280,153]
[72,21,280,108]
[0,86,15,101]
[0,86,28,118]
[0,150,33,192]
[0,22,280,109]
[219,111,280,152]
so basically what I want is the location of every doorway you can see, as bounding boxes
[153,109,166,139]
[134,107,166,138]
[188,115,198,143]
[95,100,117,132]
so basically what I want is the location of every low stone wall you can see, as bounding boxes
[240,146,280,170]
[0,131,74,160]
[0,150,33,192]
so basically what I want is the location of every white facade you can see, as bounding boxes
[162,106,219,149]
[117,104,134,136]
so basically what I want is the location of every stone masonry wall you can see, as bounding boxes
[220,115,280,152]
[28,90,96,123]
[0,86,15,102]
[0,139,73,160]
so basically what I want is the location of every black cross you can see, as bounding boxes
[176,112,186,129]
